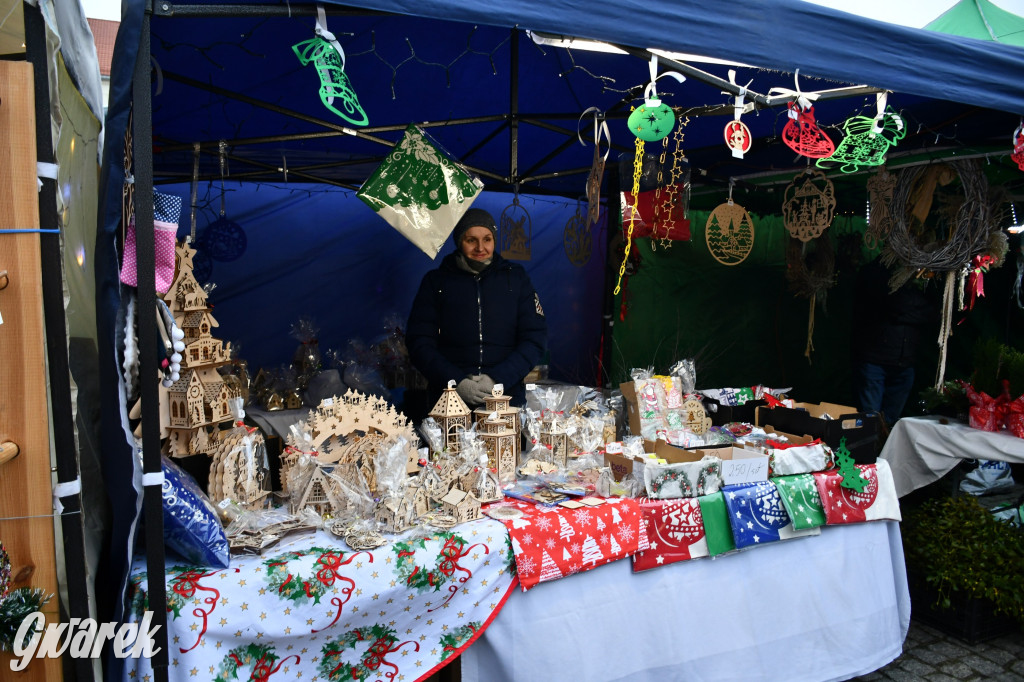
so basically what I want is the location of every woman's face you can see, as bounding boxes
[460,226,495,261]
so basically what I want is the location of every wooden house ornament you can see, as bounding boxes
[208,426,272,511]
[160,241,242,457]
[539,418,570,468]
[474,385,520,433]
[472,469,503,504]
[428,380,472,453]
[290,466,351,517]
[440,487,481,524]
[479,412,518,480]
[373,486,427,534]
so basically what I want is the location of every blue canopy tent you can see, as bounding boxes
[98,1,1024,679]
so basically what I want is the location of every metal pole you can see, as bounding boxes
[509,29,519,187]
[133,9,170,681]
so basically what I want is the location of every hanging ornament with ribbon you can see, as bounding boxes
[500,193,532,261]
[770,70,833,159]
[782,169,836,242]
[292,5,369,126]
[817,93,904,173]
[563,200,593,267]
[1011,121,1024,172]
[579,107,610,226]
[627,56,685,142]
[199,141,247,263]
[723,69,753,159]
[705,179,755,266]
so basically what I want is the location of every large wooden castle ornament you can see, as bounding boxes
[429,380,471,453]
[283,390,419,516]
[705,201,755,266]
[782,170,836,242]
[473,385,521,444]
[159,240,242,457]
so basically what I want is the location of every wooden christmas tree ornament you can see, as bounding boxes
[782,170,836,243]
[705,195,755,266]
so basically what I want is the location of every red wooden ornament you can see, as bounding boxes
[723,120,752,158]
[782,102,835,159]
[1012,125,1024,172]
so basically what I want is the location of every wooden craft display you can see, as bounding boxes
[429,380,472,453]
[782,170,836,242]
[500,195,532,261]
[705,201,755,266]
[681,398,712,435]
[538,417,570,468]
[473,385,521,460]
[479,412,519,479]
[158,241,242,457]
[864,167,897,249]
[207,426,271,511]
[282,390,419,516]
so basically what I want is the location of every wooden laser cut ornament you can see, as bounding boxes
[681,398,712,435]
[782,102,835,159]
[705,201,755,266]
[563,204,593,267]
[782,170,836,242]
[500,195,532,261]
[208,427,272,511]
[429,380,472,453]
[283,390,419,509]
[864,166,897,249]
[724,120,752,159]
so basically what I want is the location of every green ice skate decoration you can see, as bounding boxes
[292,6,368,126]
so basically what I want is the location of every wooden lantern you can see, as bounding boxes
[539,418,570,468]
[473,384,521,458]
[429,380,472,453]
[479,412,518,480]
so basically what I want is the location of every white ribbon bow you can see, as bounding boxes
[768,69,819,117]
[315,4,345,70]
[577,107,611,162]
[644,55,685,105]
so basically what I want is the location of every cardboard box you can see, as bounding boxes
[762,426,815,446]
[756,402,878,464]
[620,381,644,437]
[689,445,769,484]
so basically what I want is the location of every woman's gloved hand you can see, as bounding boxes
[456,374,495,406]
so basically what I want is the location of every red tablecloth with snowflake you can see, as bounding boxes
[123,518,516,682]
[491,498,648,591]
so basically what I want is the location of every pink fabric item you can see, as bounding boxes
[120,218,178,294]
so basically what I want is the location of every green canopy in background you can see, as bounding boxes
[926,0,1024,45]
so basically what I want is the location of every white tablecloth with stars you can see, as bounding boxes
[123,517,516,682]
[462,521,910,682]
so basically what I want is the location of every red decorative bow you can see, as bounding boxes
[966,254,996,311]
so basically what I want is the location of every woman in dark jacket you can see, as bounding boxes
[406,208,547,408]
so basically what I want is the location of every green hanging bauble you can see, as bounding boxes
[628,100,675,142]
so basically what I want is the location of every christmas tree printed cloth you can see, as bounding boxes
[123,518,515,682]
[632,497,709,572]
[812,459,902,525]
[772,474,828,530]
[722,482,821,549]
[357,124,484,259]
[492,499,648,591]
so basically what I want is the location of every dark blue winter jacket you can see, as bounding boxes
[406,252,547,407]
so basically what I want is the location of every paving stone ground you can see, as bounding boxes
[852,620,1024,681]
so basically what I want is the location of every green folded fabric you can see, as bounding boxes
[697,491,736,556]
[772,474,826,530]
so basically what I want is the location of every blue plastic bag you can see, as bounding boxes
[161,456,230,568]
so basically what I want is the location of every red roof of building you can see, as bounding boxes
[87,18,118,77]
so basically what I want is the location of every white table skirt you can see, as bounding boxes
[881,416,1024,497]
[461,521,910,682]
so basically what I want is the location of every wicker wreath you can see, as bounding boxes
[880,160,1000,289]
[785,234,836,301]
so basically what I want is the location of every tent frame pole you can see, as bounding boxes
[134,8,171,682]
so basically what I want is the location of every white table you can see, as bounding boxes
[462,521,910,682]
[880,416,1024,497]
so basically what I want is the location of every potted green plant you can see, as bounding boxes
[901,495,1024,643]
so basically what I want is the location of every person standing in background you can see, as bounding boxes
[851,258,934,426]
[406,208,547,409]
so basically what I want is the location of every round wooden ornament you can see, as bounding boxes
[705,201,755,266]
[724,119,752,158]
[782,170,836,242]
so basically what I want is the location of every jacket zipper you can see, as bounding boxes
[475,275,483,373]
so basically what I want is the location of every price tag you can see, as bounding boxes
[721,456,769,485]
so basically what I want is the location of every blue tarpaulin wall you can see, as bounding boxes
[163,181,607,383]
